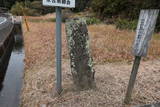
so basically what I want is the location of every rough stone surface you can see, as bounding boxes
[65,18,95,89]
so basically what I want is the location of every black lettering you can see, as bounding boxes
[57,0,61,3]
[140,19,145,30]
[52,0,55,3]
[62,0,66,4]
[67,0,70,5]
[137,35,141,39]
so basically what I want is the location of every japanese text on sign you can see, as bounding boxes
[43,0,75,8]
[134,18,145,52]
[132,9,159,57]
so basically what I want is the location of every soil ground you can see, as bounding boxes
[21,15,160,107]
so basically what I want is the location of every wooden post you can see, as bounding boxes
[124,9,159,104]
[21,7,30,32]
[124,56,141,104]
[23,16,29,32]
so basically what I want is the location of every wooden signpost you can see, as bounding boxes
[124,9,159,104]
[43,0,75,94]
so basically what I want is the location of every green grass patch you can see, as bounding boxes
[153,33,160,40]
[86,17,101,25]
[115,19,137,30]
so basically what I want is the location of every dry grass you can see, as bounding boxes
[21,16,160,107]
[89,24,135,63]
[89,24,160,63]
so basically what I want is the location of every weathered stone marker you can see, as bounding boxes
[124,9,159,104]
[66,18,95,89]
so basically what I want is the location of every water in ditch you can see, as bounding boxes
[0,37,24,107]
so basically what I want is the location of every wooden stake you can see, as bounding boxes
[21,7,29,32]
[124,56,141,104]
[23,15,29,32]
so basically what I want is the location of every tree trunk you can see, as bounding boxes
[65,18,95,90]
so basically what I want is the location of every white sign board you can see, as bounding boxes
[132,9,159,57]
[43,0,75,8]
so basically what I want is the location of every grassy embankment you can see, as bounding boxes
[21,14,160,107]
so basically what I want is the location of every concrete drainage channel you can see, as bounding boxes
[135,103,160,107]
[0,17,24,107]
[0,40,24,107]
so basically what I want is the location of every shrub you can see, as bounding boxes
[11,2,38,16]
[10,2,24,15]
[86,17,101,25]
[91,0,160,32]
[72,0,91,12]
[115,19,137,30]
[29,1,55,15]
[91,0,129,18]
[115,17,160,32]
[11,1,54,16]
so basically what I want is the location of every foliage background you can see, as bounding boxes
[1,0,160,31]
[91,0,160,31]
